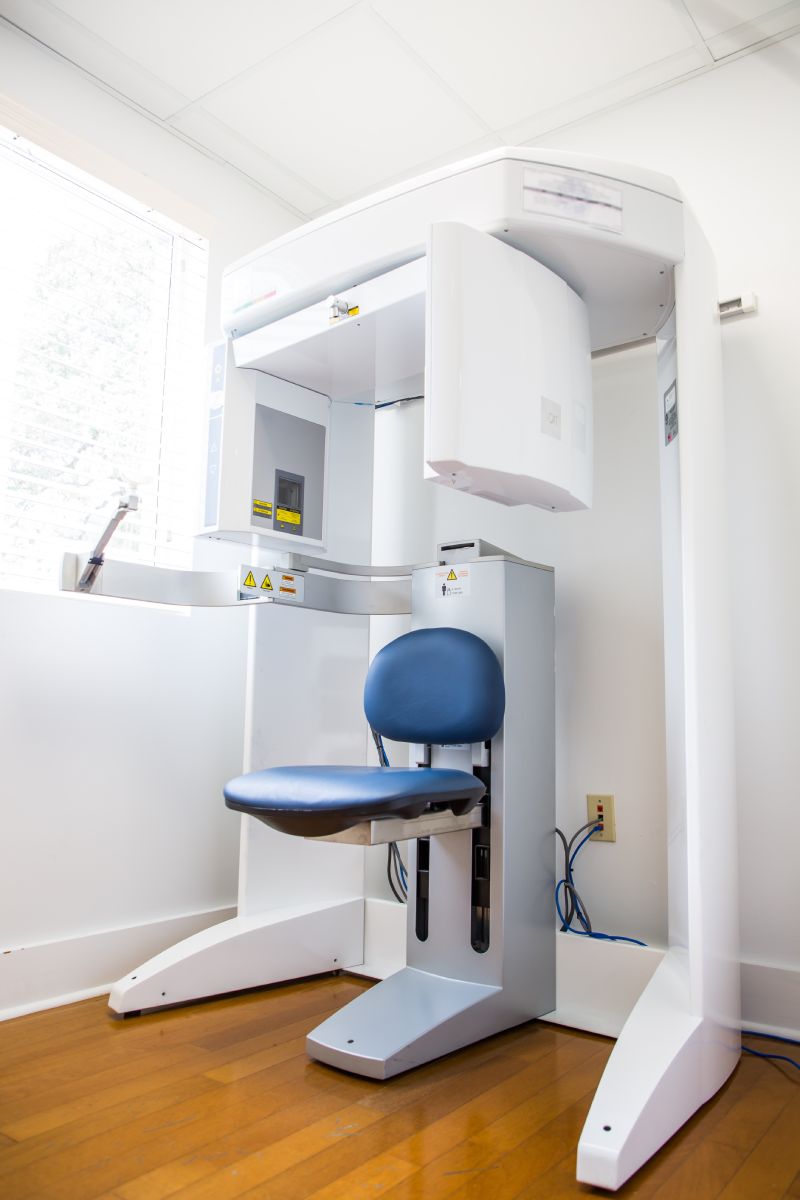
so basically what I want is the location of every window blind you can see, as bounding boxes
[0,127,208,592]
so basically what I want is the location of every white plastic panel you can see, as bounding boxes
[224,147,681,350]
[222,148,682,352]
[202,346,332,552]
[425,222,592,512]
[232,259,426,400]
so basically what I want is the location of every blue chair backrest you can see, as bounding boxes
[364,627,505,745]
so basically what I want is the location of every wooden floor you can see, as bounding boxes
[0,976,797,1199]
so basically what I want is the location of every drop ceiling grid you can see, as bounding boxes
[196,4,489,200]
[0,0,798,217]
[681,0,800,38]
[169,107,335,215]
[370,0,701,129]
[41,0,362,105]
[0,0,191,120]
[501,44,710,146]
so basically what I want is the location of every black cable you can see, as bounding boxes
[375,394,424,410]
[386,844,406,903]
[555,827,575,927]
[391,845,407,902]
[372,728,389,767]
[555,820,599,932]
[391,841,407,898]
[373,729,407,903]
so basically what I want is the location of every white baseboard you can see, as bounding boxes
[4,906,797,1047]
[0,906,236,1022]
[544,933,665,1037]
[349,897,407,980]
[546,940,800,1042]
[741,959,800,1041]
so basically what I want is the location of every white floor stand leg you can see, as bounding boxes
[576,951,739,1190]
[108,898,364,1013]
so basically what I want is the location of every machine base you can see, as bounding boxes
[306,965,524,1079]
[108,898,364,1013]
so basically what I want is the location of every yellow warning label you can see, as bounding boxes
[252,498,272,516]
[243,571,257,588]
[347,305,360,317]
[447,569,458,582]
[276,507,301,526]
[260,574,273,591]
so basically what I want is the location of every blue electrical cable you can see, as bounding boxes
[555,821,648,946]
[740,1030,800,1071]
[743,1029,800,1046]
[569,828,598,868]
[741,1046,800,1070]
[560,827,796,1054]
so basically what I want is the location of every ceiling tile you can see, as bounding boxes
[371,0,696,130]
[0,0,189,119]
[40,0,359,105]
[682,0,797,38]
[689,1,800,56]
[502,45,708,144]
[199,5,487,200]
[169,109,331,216]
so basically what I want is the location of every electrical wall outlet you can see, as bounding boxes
[587,794,616,842]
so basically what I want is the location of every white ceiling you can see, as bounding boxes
[1,0,798,217]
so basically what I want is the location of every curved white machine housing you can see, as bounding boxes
[222,147,681,348]
[425,221,593,510]
[211,148,684,538]
[109,148,738,1191]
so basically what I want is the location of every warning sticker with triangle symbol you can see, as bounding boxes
[240,565,305,603]
[434,565,471,599]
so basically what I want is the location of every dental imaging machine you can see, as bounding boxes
[61,148,738,1190]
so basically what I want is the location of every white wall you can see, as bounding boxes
[534,34,800,1029]
[0,23,299,1016]
[371,350,668,945]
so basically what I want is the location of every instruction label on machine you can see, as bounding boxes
[240,566,305,603]
[664,380,678,445]
[435,565,471,598]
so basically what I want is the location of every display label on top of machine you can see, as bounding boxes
[239,566,305,603]
[522,167,622,233]
[435,565,471,598]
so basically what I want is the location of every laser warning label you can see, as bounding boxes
[435,565,471,598]
[240,566,304,603]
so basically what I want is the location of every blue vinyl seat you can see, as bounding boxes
[224,627,505,837]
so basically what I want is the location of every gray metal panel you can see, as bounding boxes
[307,553,556,1076]
[251,404,326,541]
[408,557,555,1010]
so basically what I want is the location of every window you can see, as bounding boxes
[0,126,208,593]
